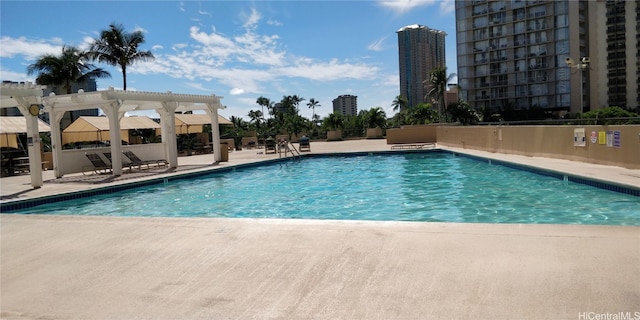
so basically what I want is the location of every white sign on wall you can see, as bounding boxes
[573,128,586,147]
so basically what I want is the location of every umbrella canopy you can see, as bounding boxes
[62,116,161,144]
[0,116,50,148]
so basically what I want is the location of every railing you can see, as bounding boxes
[278,141,301,159]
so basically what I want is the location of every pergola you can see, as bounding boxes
[0,83,225,189]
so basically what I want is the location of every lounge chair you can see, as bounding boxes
[103,152,135,171]
[123,150,167,170]
[265,137,277,154]
[83,153,112,175]
[299,136,310,152]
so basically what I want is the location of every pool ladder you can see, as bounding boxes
[279,141,301,159]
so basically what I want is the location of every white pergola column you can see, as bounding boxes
[206,105,222,162]
[160,102,178,168]
[14,97,43,188]
[49,110,65,178]
[103,102,123,176]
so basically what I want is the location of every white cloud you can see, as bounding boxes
[185,82,210,91]
[171,43,188,51]
[242,8,261,29]
[230,88,245,95]
[367,37,387,51]
[0,68,32,82]
[133,25,148,34]
[0,36,61,59]
[267,19,282,27]
[439,0,455,14]
[189,26,235,49]
[378,0,438,14]
[275,58,379,81]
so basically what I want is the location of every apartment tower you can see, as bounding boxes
[332,95,358,116]
[455,0,639,115]
[397,24,447,109]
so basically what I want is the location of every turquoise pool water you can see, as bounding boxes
[7,153,640,225]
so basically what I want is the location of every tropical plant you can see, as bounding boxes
[407,103,438,125]
[424,67,455,119]
[307,98,321,122]
[27,46,111,94]
[391,95,408,112]
[447,99,479,125]
[582,106,640,125]
[88,22,155,90]
[363,107,387,129]
[284,114,309,140]
[323,112,344,131]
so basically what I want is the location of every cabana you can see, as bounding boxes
[0,116,50,149]
[175,113,232,134]
[62,116,161,145]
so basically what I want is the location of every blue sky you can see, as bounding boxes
[0,0,456,120]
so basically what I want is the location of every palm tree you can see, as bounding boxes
[256,96,272,118]
[280,95,305,115]
[391,95,408,112]
[27,46,111,94]
[247,109,264,130]
[88,22,155,90]
[424,67,455,119]
[307,98,320,121]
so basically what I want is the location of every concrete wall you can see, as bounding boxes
[386,125,438,144]
[436,125,640,169]
[60,143,168,175]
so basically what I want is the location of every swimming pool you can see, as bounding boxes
[5,152,639,225]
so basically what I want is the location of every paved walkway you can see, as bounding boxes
[2,140,639,319]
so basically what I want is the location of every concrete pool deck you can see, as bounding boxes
[1,139,639,319]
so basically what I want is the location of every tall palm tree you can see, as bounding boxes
[307,98,320,121]
[391,95,408,112]
[27,46,111,94]
[256,96,272,118]
[88,22,155,90]
[424,67,455,119]
[281,95,305,115]
[247,109,264,133]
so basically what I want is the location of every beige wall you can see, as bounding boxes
[436,125,640,169]
[386,125,437,144]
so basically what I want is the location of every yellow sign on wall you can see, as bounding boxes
[598,131,606,144]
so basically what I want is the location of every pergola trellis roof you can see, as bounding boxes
[42,88,224,113]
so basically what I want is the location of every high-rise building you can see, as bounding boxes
[603,0,639,109]
[332,95,358,116]
[455,0,639,115]
[397,24,447,109]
